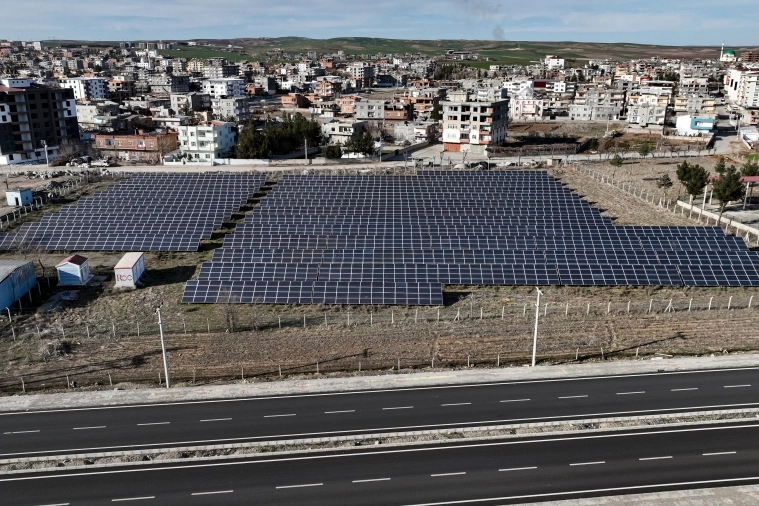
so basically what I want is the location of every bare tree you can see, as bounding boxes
[219,287,240,332]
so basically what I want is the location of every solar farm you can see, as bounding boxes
[182,170,759,306]
[0,174,266,252]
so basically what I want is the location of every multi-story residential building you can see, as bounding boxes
[75,100,120,131]
[674,95,716,115]
[203,64,240,79]
[201,78,246,98]
[170,92,211,114]
[354,98,386,120]
[93,131,178,162]
[60,77,108,101]
[0,79,79,165]
[320,118,366,144]
[440,90,509,154]
[742,52,759,64]
[337,95,358,115]
[349,62,375,87]
[211,96,251,123]
[281,93,311,109]
[544,55,565,70]
[176,121,235,160]
[107,79,136,102]
[627,103,667,126]
[187,59,205,74]
[314,79,342,98]
[147,74,190,93]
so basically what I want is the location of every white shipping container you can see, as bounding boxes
[114,252,145,288]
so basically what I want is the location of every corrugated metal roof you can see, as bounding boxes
[0,259,34,284]
[115,252,144,269]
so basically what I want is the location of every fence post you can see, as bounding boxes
[467,355,470,367]
[575,348,579,360]
[708,297,713,311]
[61,324,65,339]
[749,296,754,309]
[565,303,569,317]
[304,314,306,328]
[688,298,692,312]
[324,312,328,326]
[21,378,25,393]
[523,304,527,316]
[11,325,15,341]
[728,296,733,310]
[415,309,418,323]
[607,302,611,315]
[437,308,440,322]
[627,301,630,313]
[86,324,90,338]
[391,311,394,324]
[648,299,653,313]
[207,318,210,333]
[480,308,483,320]
[112,323,116,338]
[370,313,373,326]
[137,322,140,337]
[497,353,500,367]
[501,306,504,319]
[586,303,590,315]
[183,319,187,334]
[278,316,282,329]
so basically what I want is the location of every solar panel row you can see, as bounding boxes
[0,174,266,252]
[185,171,759,306]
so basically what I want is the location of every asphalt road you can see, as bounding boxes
[4,421,759,505]
[2,368,759,459]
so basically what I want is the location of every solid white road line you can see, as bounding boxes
[671,388,698,392]
[264,414,296,418]
[353,478,391,483]
[276,483,323,489]
[724,385,751,388]
[73,426,105,430]
[383,406,413,410]
[569,461,605,466]
[499,467,537,472]
[617,391,645,395]
[500,399,530,403]
[400,476,759,505]
[3,430,40,434]
[111,497,154,502]
[639,456,672,461]
[325,410,355,414]
[441,403,471,407]
[137,422,170,426]
[431,472,466,477]
[36,503,69,506]
[559,395,588,399]
[5,366,758,416]
[703,451,736,456]
[199,418,231,422]
[190,490,233,495]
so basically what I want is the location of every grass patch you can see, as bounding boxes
[160,47,249,62]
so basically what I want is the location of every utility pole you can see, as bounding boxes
[531,288,543,367]
[156,308,171,388]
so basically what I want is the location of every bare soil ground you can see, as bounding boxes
[1,165,759,395]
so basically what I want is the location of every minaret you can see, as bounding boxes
[720,42,724,61]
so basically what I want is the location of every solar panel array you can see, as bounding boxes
[183,170,759,306]
[0,174,266,252]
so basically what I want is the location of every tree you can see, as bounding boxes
[656,174,673,191]
[676,161,710,214]
[740,159,759,177]
[430,104,442,122]
[322,144,343,159]
[637,142,654,162]
[235,113,322,159]
[712,162,744,228]
[609,154,624,168]
[343,131,376,157]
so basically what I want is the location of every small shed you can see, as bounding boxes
[114,252,145,288]
[0,260,37,310]
[56,255,92,286]
[6,189,33,207]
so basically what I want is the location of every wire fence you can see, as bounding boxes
[2,292,756,342]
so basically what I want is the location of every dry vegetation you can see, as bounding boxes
[2,162,759,395]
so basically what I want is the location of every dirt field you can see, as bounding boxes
[2,166,759,395]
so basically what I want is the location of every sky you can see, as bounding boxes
[2,0,757,46]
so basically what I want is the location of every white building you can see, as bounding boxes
[675,115,715,136]
[441,90,509,155]
[545,55,565,70]
[60,77,108,101]
[201,78,246,98]
[176,121,235,161]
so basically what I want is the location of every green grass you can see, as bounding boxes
[159,47,249,62]
[748,153,759,161]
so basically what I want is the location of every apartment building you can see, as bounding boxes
[170,92,211,114]
[321,118,366,144]
[107,79,136,102]
[147,74,190,93]
[211,96,251,123]
[354,98,386,120]
[0,79,79,164]
[440,90,509,154]
[176,121,235,160]
[627,104,667,126]
[60,77,108,101]
[93,131,178,162]
[674,95,716,115]
[203,64,240,79]
[201,78,246,98]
